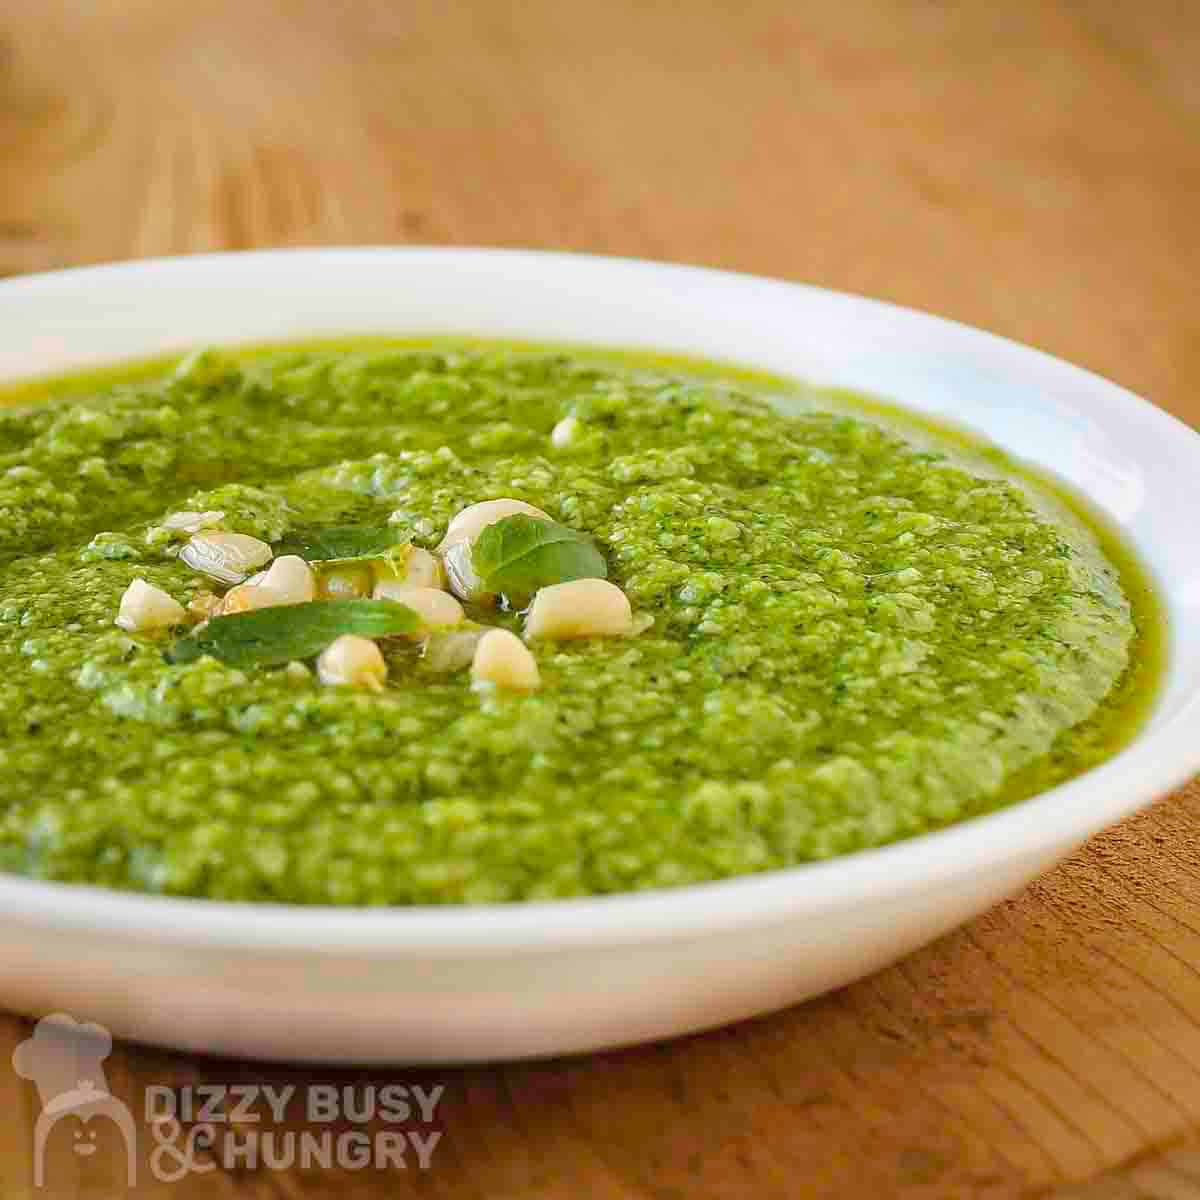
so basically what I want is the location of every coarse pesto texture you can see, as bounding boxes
[0,344,1151,904]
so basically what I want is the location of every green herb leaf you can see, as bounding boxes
[165,600,419,668]
[274,525,407,564]
[471,514,607,607]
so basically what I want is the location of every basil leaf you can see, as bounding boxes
[471,514,607,607]
[165,599,419,668]
[274,525,407,564]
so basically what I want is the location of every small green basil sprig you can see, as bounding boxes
[165,599,419,668]
[445,514,608,609]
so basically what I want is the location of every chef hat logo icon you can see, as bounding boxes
[12,1013,137,1188]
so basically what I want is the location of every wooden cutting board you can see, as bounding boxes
[2,2,1198,1195]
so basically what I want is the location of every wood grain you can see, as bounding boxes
[2,1,1200,1196]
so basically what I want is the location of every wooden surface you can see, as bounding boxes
[2,1,1200,1196]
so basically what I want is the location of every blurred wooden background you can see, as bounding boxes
[2,1,1200,1197]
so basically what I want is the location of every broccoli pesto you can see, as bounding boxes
[0,341,1159,904]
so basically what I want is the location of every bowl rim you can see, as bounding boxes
[1,245,1199,956]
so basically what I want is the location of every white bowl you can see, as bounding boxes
[1,248,1198,1065]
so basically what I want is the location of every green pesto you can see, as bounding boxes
[0,340,1162,904]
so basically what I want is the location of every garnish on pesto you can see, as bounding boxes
[274,525,408,565]
[0,341,1160,905]
[166,599,421,668]
[467,513,607,609]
